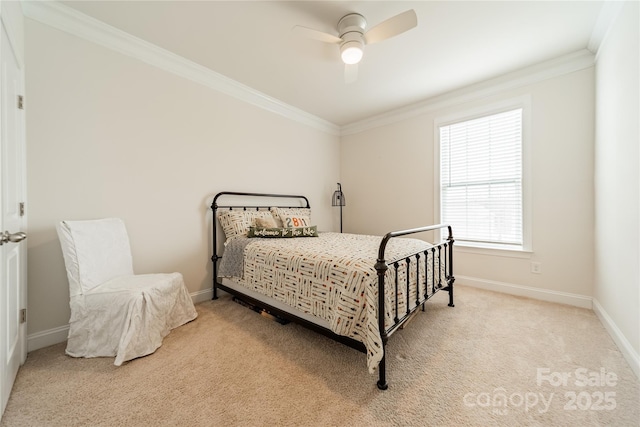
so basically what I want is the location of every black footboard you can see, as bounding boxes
[374,225,455,390]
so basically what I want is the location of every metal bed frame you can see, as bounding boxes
[210,191,455,390]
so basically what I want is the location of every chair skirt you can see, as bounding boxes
[66,272,197,365]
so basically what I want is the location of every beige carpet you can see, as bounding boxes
[2,285,639,426]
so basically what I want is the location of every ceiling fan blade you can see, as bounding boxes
[344,63,358,84]
[364,9,417,45]
[292,25,342,44]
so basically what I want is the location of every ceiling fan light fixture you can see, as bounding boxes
[293,10,417,82]
[340,40,363,65]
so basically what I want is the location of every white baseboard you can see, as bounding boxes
[29,282,639,382]
[190,288,213,304]
[456,275,593,309]
[27,289,215,352]
[592,298,640,380]
[27,324,70,353]
[458,275,639,380]
[27,280,593,351]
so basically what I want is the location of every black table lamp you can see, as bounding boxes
[332,183,346,233]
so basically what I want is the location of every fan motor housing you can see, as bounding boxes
[338,13,366,37]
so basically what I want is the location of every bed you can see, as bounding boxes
[210,191,455,389]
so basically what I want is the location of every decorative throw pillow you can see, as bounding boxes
[255,217,278,228]
[270,207,312,227]
[218,210,275,241]
[248,226,318,238]
[280,215,311,229]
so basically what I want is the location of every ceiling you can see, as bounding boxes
[59,1,605,127]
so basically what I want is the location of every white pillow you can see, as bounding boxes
[270,207,312,227]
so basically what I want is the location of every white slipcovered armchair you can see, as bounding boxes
[56,218,197,365]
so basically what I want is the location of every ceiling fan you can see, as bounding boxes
[292,9,418,84]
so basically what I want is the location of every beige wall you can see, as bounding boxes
[25,19,340,336]
[594,1,639,362]
[341,67,595,298]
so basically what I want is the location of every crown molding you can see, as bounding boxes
[22,1,341,136]
[21,1,601,139]
[341,49,595,136]
[2,1,25,67]
[588,0,626,56]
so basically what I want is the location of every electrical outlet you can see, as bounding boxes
[531,262,542,274]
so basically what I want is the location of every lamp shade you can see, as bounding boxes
[332,183,346,206]
[332,183,346,233]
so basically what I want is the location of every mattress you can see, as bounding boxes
[219,232,442,372]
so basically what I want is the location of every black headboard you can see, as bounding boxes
[210,191,310,298]
[212,191,309,212]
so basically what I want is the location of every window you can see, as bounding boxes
[438,106,527,250]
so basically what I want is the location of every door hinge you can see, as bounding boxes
[20,308,26,324]
[19,202,25,217]
[17,95,24,110]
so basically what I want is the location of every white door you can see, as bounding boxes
[0,8,27,418]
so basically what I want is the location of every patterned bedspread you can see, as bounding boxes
[219,232,440,372]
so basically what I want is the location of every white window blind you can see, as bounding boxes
[440,108,523,247]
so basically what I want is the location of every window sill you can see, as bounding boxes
[453,241,533,259]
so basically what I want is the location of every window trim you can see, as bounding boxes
[433,96,532,253]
